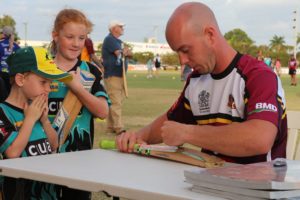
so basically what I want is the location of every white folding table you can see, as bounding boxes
[0,149,225,200]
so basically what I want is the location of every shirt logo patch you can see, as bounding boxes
[198,90,210,112]
[249,102,278,114]
[50,82,59,92]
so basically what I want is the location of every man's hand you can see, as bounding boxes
[161,120,191,146]
[116,131,146,153]
[123,47,132,57]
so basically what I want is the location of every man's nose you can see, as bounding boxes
[178,53,189,65]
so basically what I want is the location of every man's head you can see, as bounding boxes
[2,26,14,38]
[165,2,224,74]
[7,46,72,82]
[108,20,125,37]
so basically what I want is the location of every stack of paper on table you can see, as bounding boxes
[184,159,300,199]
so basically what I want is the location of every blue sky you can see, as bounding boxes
[1,0,300,46]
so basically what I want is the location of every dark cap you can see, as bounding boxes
[7,46,72,82]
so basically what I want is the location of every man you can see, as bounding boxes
[116,2,287,164]
[154,53,161,77]
[102,20,132,134]
[0,26,20,72]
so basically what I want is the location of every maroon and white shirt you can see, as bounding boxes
[167,53,287,164]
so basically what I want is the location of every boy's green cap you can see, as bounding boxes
[7,46,72,82]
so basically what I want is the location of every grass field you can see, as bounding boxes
[92,71,300,200]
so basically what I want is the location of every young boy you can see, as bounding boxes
[0,46,71,199]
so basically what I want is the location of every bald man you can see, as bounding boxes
[116,2,287,164]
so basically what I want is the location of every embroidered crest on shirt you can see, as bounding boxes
[198,90,210,112]
[227,94,236,109]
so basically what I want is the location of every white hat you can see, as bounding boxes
[2,26,14,36]
[108,20,125,30]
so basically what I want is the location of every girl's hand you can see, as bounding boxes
[66,68,83,91]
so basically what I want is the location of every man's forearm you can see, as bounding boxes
[136,113,168,144]
[186,119,277,157]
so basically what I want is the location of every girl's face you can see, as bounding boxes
[53,22,87,61]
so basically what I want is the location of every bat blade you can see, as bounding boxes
[53,70,95,147]
[99,140,224,168]
[122,57,128,98]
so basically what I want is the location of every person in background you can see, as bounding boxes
[154,53,161,77]
[102,20,132,134]
[116,2,287,164]
[180,64,192,83]
[80,35,104,73]
[0,46,71,200]
[288,55,297,86]
[275,58,281,77]
[146,58,154,79]
[263,55,272,70]
[256,51,264,61]
[0,26,20,72]
[49,8,109,200]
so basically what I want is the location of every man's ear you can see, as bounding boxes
[203,26,215,45]
[14,73,25,86]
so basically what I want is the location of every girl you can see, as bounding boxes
[48,9,109,200]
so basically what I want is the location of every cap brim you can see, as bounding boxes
[34,70,72,83]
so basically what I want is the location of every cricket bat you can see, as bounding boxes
[121,43,129,98]
[122,56,128,98]
[53,70,95,147]
[99,140,224,168]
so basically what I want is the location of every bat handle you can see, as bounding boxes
[99,139,141,151]
[99,140,117,149]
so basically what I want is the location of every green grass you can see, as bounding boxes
[123,71,183,130]
[92,71,300,200]
[279,75,300,110]
[127,70,183,89]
